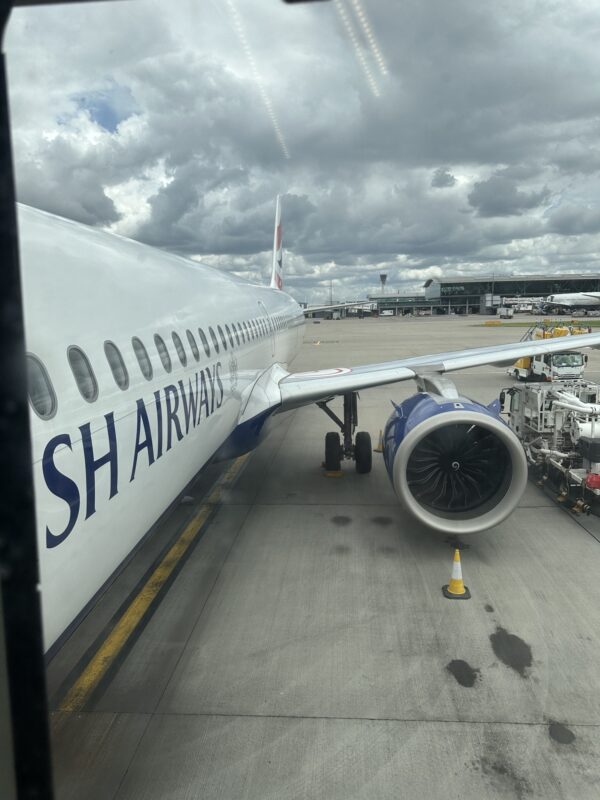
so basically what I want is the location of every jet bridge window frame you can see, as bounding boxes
[154,334,172,374]
[172,331,187,367]
[104,341,129,391]
[67,345,99,403]
[132,336,153,381]
[26,353,57,420]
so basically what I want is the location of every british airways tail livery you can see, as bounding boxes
[21,197,600,650]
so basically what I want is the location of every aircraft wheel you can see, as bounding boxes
[355,431,372,474]
[325,432,341,471]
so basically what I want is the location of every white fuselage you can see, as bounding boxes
[19,205,304,651]
[545,292,600,310]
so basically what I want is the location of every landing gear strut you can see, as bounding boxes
[318,392,372,473]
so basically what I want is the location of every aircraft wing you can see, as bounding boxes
[277,330,600,410]
[303,301,371,314]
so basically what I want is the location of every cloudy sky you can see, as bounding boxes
[5,0,600,303]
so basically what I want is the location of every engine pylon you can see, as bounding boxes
[442,548,471,599]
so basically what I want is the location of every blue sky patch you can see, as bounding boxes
[73,82,137,133]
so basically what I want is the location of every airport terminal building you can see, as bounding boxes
[367,273,600,315]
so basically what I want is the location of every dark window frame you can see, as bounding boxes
[67,345,99,403]
[26,353,57,420]
[154,334,172,373]
[209,326,220,354]
[132,336,153,380]
[186,329,200,361]
[104,340,129,391]
[198,328,211,357]
[172,331,187,367]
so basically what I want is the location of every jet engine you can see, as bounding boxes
[383,392,527,534]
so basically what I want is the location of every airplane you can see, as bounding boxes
[542,292,600,314]
[21,195,600,651]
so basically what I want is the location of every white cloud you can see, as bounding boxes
[5,0,600,301]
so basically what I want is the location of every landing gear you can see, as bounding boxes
[319,392,372,473]
[355,431,372,473]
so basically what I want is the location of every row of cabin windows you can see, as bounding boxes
[27,310,296,420]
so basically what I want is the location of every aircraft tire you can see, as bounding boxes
[325,432,341,471]
[355,431,372,474]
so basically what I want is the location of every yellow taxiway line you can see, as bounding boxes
[59,454,248,712]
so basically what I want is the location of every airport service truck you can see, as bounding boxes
[503,380,600,515]
[507,324,590,382]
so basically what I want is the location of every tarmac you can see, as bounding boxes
[48,315,600,799]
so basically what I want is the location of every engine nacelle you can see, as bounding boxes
[383,392,528,534]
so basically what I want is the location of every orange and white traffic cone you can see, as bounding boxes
[442,548,471,599]
[374,429,384,453]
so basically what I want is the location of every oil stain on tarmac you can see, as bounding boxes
[489,626,533,678]
[446,659,480,687]
[370,516,393,526]
[548,720,576,745]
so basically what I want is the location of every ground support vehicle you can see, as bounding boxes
[503,380,600,515]
[507,323,590,381]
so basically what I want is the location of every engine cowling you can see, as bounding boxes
[383,392,528,534]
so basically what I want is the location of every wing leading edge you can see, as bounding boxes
[277,331,600,410]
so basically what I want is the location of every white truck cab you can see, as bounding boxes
[508,351,586,382]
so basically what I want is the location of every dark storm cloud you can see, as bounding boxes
[547,206,600,236]
[431,168,456,188]
[16,137,119,226]
[468,174,549,217]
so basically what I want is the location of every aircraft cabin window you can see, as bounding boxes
[186,329,200,361]
[198,328,210,357]
[154,334,172,373]
[172,331,187,367]
[225,324,234,348]
[242,321,249,341]
[209,326,219,354]
[68,346,98,403]
[232,324,240,346]
[132,337,153,380]
[217,324,228,350]
[104,341,129,391]
[26,354,57,419]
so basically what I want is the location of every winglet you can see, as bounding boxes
[270,194,283,290]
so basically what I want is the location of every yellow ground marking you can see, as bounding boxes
[59,454,248,712]
[324,470,344,478]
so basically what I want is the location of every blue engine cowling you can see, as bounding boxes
[383,392,527,534]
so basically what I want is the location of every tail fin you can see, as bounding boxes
[270,194,283,290]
